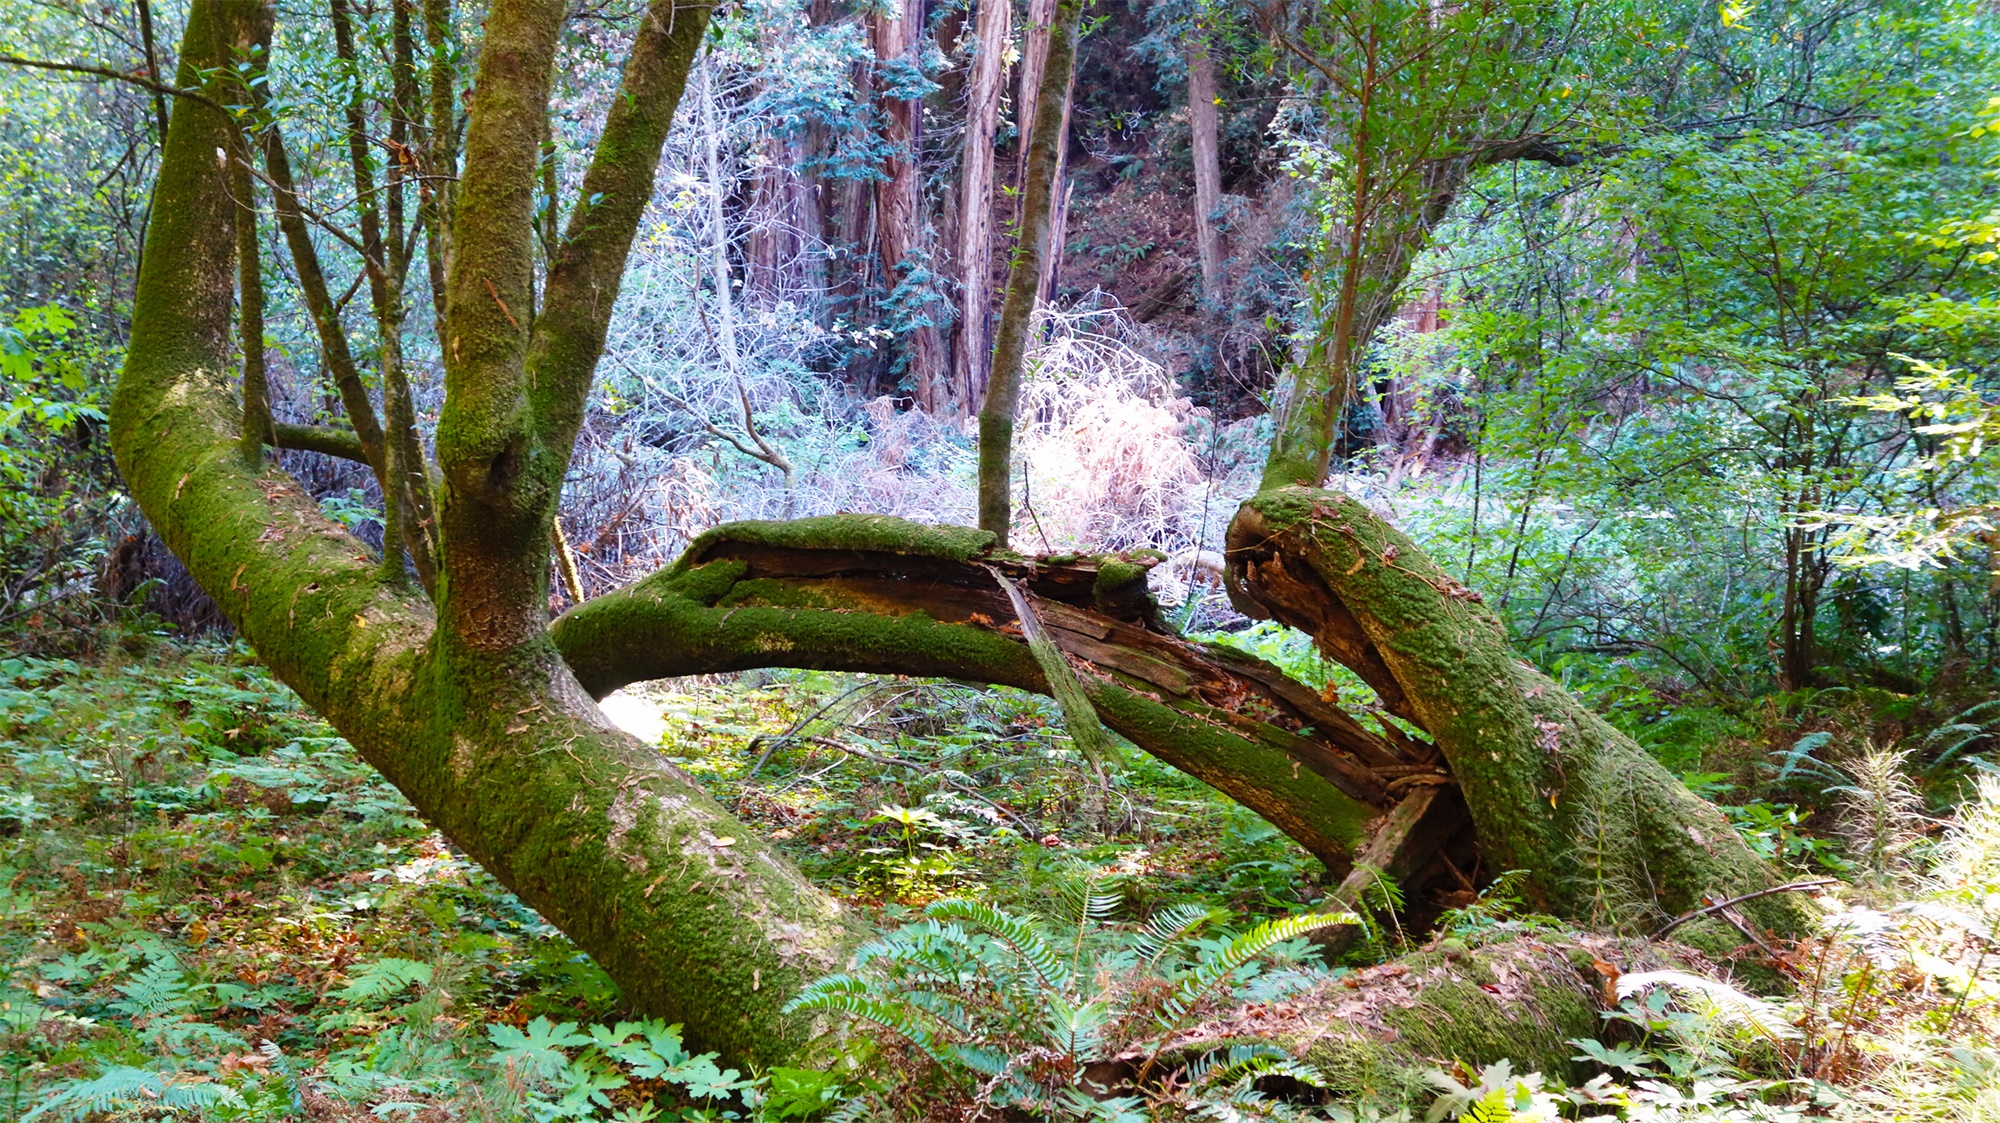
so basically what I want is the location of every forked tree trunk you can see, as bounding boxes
[117,0,858,1069]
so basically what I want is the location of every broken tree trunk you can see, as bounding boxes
[550,515,1437,872]
[1226,488,1813,938]
[552,498,1810,945]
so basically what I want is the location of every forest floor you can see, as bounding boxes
[4,632,1999,1121]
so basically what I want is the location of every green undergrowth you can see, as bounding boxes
[9,635,2000,1121]
[0,636,1341,1119]
[617,668,1338,917]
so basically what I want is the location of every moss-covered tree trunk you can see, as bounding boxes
[977,0,1084,542]
[114,0,860,1068]
[1225,490,1811,937]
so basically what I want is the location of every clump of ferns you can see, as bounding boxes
[785,883,1358,1118]
[1832,740,1934,896]
[1765,733,1934,895]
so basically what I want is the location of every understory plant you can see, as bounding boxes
[1423,775,2000,1122]
[785,879,1359,1119]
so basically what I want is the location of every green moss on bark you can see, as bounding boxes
[551,531,1376,868]
[1230,489,1812,937]
[680,514,1000,568]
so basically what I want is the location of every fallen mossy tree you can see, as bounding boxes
[102,0,1810,1072]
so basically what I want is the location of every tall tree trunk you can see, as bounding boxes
[953,0,1010,408]
[745,133,786,303]
[979,0,1084,543]
[1186,29,1225,303]
[872,0,949,412]
[1016,0,1076,308]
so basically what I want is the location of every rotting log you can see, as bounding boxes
[550,515,1448,875]
[1145,934,1657,1104]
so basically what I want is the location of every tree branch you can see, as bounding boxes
[0,53,231,116]
[271,422,370,463]
[528,0,714,449]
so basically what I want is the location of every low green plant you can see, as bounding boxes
[785,883,1359,1118]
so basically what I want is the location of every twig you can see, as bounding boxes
[1651,879,1835,940]
[745,681,878,778]
[0,54,230,116]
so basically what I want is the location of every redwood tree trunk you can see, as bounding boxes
[872,0,949,412]
[953,0,1010,407]
[1186,31,1225,303]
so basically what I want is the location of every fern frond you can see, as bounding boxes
[1156,912,1359,1035]
[784,986,954,1068]
[1616,970,1801,1042]
[1136,903,1216,969]
[1767,732,1843,786]
[111,957,191,1017]
[24,1066,245,1123]
[1184,1042,1289,1086]
[924,898,1070,995]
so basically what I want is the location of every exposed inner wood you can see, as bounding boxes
[692,537,1477,914]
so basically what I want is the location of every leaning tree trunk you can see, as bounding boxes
[116,0,858,1068]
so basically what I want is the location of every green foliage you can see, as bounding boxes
[0,304,119,634]
[25,1065,248,1123]
[785,888,1356,1117]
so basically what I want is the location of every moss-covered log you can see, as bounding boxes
[1143,935,1657,1106]
[550,514,1456,873]
[1226,489,1812,938]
